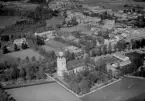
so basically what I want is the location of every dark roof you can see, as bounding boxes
[67,59,85,70]
[81,77,145,101]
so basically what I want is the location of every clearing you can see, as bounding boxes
[45,40,69,50]
[0,49,44,63]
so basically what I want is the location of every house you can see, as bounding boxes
[35,30,55,37]
[67,59,86,75]
[106,53,131,76]
[13,38,27,46]
[103,20,115,30]
[64,46,83,57]
[106,63,119,77]
[113,52,129,61]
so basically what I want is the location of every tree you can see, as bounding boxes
[19,67,25,80]
[17,57,21,64]
[25,56,30,63]
[116,40,126,51]
[21,42,28,49]
[38,65,45,79]
[102,45,107,54]
[14,44,19,51]
[0,42,1,49]
[79,78,90,94]
[2,45,9,54]
[69,80,80,94]
[108,42,112,54]
[63,72,71,82]
[31,56,36,62]
[12,65,19,80]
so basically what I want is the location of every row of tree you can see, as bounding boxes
[2,42,29,54]
[1,56,46,82]
[1,5,58,22]
[0,87,16,101]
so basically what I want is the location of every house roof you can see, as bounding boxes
[81,77,145,101]
[114,53,128,60]
[120,60,131,67]
[67,59,85,71]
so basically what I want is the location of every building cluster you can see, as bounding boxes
[106,53,131,76]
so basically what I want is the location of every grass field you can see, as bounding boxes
[45,40,68,50]
[7,82,82,101]
[41,45,59,55]
[81,77,145,101]
[0,16,20,29]
[46,17,64,27]
[0,49,44,63]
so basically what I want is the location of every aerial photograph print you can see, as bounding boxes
[1,0,145,101]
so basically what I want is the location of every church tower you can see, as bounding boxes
[57,51,67,76]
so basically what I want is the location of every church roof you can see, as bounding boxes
[67,59,85,71]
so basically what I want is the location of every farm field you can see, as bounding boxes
[7,82,82,101]
[0,49,44,63]
[81,77,145,101]
[45,40,69,50]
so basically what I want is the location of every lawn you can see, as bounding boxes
[7,82,82,101]
[46,17,64,27]
[81,77,145,101]
[45,40,69,50]
[0,49,44,62]
[41,45,59,55]
[0,16,20,29]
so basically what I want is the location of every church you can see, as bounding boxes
[57,51,86,76]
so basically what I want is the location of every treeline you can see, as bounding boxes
[0,85,16,101]
[1,6,57,22]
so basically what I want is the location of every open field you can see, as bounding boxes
[1,1,39,11]
[0,49,44,63]
[81,77,145,101]
[45,40,69,50]
[46,17,64,27]
[0,16,20,29]
[83,0,145,11]
[41,45,60,55]
[7,82,82,101]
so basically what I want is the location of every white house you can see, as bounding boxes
[35,30,55,37]
[113,53,129,61]
[13,38,27,46]
[64,46,82,55]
